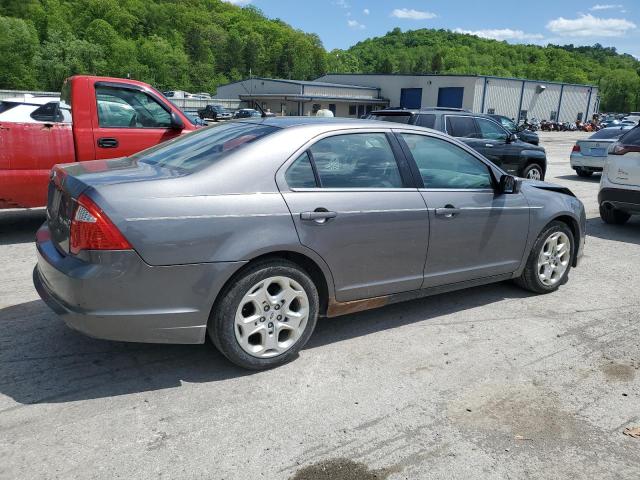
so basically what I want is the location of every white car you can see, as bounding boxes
[570,126,632,177]
[599,126,640,224]
[0,95,70,123]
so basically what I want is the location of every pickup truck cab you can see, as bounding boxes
[0,76,196,208]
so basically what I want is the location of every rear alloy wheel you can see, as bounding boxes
[575,167,593,178]
[515,221,573,294]
[209,260,319,370]
[600,203,631,225]
[522,163,544,181]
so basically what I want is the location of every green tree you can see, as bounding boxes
[0,16,39,89]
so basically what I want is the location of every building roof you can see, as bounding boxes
[217,77,380,91]
[316,73,598,89]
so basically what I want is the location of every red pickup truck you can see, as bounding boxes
[0,76,197,209]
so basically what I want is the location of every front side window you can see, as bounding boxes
[498,116,517,132]
[136,122,278,172]
[309,133,403,188]
[445,116,477,138]
[400,133,493,189]
[476,118,508,141]
[96,85,172,128]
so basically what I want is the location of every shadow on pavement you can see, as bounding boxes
[0,210,45,246]
[0,282,533,406]
[587,216,640,246]
[553,174,601,183]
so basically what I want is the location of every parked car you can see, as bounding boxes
[0,76,196,209]
[34,117,585,370]
[599,126,640,224]
[488,114,539,145]
[368,108,548,180]
[198,104,233,121]
[570,126,633,177]
[0,95,67,123]
[234,108,261,119]
[185,112,208,126]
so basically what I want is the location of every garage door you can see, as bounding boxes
[400,88,422,109]
[437,87,464,108]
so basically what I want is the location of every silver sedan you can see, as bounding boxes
[34,118,586,369]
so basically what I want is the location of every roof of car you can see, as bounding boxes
[2,95,60,105]
[371,107,475,116]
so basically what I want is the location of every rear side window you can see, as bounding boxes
[96,85,172,128]
[445,116,477,138]
[285,152,317,188]
[416,114,436,128]
[400,133,493,189]
[309,133,403,188]
[136,123,278,172]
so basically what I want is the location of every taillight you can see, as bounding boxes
[572,144,581,153]
[611,143,629,155]
[70,194,132,254]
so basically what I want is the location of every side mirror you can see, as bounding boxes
[170,111,184,130]
[499,174,521,194]
[506,133,518,143]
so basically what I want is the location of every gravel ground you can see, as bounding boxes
[0,131,639,480]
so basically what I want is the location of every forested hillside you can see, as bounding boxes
[1,1,640,111]
[328,28,640,112]
[0,0,326,93]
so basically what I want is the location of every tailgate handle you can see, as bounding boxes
[97,137,119,148]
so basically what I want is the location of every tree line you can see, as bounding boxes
[1,1,639,112]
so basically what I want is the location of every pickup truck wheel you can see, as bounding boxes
[575,167,593,178]
[522,163,544,181]
[599,203,630,225]
[209,260,319,370]
[515,221,573,294]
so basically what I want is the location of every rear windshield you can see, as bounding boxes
[370,114,412,124]
[135,122,278,172]
[619,126,640,146]
[589,128,629,140]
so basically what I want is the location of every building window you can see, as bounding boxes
[312,103,321,114]
[348,105,357,116]
[357,105,365,117]
[519,110,528,121]
[550,111,557,121]
[366,105,373,114]
[487,108,495,115]
[577,112,583,122]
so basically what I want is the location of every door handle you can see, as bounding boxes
[485,144,494,147]
[434,205,462,218]
[97,137,119,148]
[300,209,337,223]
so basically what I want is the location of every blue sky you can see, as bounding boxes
[225,0,640,57]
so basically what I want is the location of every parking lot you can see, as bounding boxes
[0,131,639,479]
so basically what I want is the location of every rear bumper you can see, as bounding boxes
[34,226,245,344]
[598,187,640,214]
[570,153,605,170]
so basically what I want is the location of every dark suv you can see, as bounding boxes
[197,104,233,121]
[368,108,547,180]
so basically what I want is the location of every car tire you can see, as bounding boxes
[515,221,574,294]
[208,259,319,370]
[522,163,544,181]
[599,203,630,225]
[575,167,593,178]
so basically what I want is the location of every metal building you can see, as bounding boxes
[316,74,599,122]
[213,77,389,117]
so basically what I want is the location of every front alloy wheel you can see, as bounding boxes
[536,232,571,287]
[523,163,543,180]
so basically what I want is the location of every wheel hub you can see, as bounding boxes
[537,231,571,287]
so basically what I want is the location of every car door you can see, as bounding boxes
[92,84,182,160]
[396,131,530,288]
[473,117,522,174]
[279,131,429,302]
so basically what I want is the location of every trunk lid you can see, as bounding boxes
[606,151,640,186]
[576,139,616,157]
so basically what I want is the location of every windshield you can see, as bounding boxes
[135,122,278,172]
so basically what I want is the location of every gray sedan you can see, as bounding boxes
[34,118,586,369]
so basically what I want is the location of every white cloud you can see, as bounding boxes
[590,4,623,10]
[547,13,636,37]
[391,8,437,20]
[222,0,252,5]
[334,0,350,8]
[453,28,544,41]
[363,8,370,15]
[347,19,365,29]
